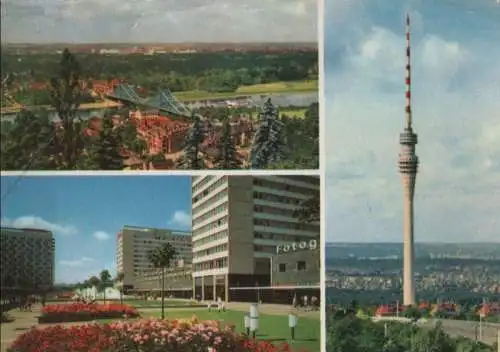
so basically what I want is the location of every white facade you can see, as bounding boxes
[191,175,320,279]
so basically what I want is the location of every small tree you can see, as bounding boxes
[250,98,287,169]
[403,306,422,322]
[147,243,177,319]
[114,272,125,305]
[119,114,150,169]
[176,114,206,169]
[99,270,112,304]
[213,119,242,169]
[86,115,125,170]
[294,192,320,223]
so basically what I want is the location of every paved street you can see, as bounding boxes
[1,307,39,352]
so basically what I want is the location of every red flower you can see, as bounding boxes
[9,318,304,352]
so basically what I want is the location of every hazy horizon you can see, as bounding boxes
[1,41,318,45]
[1,0,317,43]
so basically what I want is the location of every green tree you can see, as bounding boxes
[403,306,422,321]
[303,102,319,168]
[99,270,112,304]
[147,243,178,320]
[118,115,150,169]
[114,272,125,305]
[295,192,320,223]
[87,276,100,300]
[49,48,86,169]
[1,110,57,170]
[176,114,206,170]
[250,98,287,169]
[86,115,125,170]
[213,119,242,169]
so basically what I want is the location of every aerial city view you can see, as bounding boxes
[325,0,500,351]
[0,175,321,351]
[0,0,318,171]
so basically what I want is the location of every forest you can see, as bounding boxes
[327,310,496,352]
[2,51,318,95]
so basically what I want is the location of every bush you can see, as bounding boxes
[9,317,296,352]
[38,303,139,323]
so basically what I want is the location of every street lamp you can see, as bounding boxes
[244,313,250,336]
[249,303,259,339]
[288,313,298,341]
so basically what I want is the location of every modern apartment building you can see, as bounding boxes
[132,264,193,299]
[0,227,55,290]
[116,225,192,289]
[191,175,320,302]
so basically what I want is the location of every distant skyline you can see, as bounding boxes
[1,0,317,43]
[325,0,500,242]
[0,176,192,284]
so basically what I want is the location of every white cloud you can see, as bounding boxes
[59,257,94,267]
[325,16,500,242]
[0,215,78,236]
[93,230,111,241]
[169,210,192,229]
[56,258,116,284]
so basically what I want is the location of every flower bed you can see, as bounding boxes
[9,317,296,352]
[38,303,139,323]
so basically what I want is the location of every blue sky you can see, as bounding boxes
[1,176,192,283]
[1,0,316,43]
[325,0,500,242]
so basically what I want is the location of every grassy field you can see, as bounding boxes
[251,108,308,119]
[124,298,200,308]
[140,309,320,352]
[174,80,318,101]
[44,298,198,308]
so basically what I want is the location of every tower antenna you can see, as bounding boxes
[405,14,412,129]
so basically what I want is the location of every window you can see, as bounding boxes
[297,261,306,271]
[279,264,286,272]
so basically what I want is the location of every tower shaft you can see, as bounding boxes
[399,14,419,307]
[402,174,416,306]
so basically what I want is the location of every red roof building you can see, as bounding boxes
[375,304,404,316]
[478,303,500,317]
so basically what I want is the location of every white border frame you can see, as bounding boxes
[1,1,327,349]
[318,0,327,349]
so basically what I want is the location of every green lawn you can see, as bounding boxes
[173,80,318,101]
[142,309,320,352]
[124,298,200,308]
[251,108,308,119]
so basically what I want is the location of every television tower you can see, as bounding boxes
[399,14,419,307]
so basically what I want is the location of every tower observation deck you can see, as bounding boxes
[399,14,419,307]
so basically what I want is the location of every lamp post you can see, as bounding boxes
[244,314,250,336]
[497,329,499,352]
[479,313,484,341]
[249,303,259,339]
[288,313,298,341]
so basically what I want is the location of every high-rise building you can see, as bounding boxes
[399,14,419,307]
[0,227,55,290]
[116,225,192,289]
[191,175,320,302]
